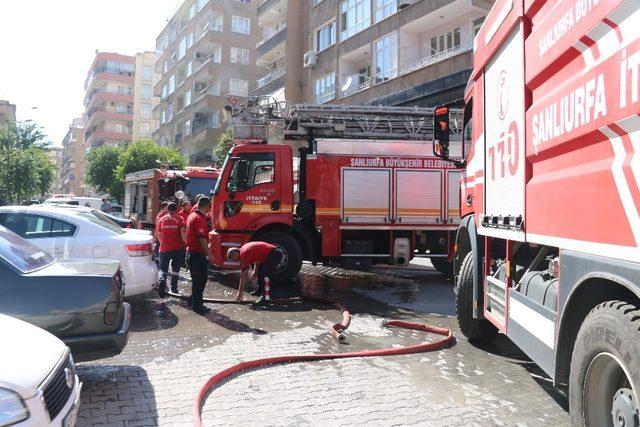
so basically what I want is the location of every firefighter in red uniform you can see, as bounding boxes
[153,201,169,265]
[227,242,284,303]
[186,196,212,314]
[190,194,204,214]
[156,202,186,297]
[178,200,191,222]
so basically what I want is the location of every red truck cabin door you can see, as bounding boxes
[481,20,527,242]
[218,145,292,231]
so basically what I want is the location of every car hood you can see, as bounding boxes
[30,258,120,277]
[0,314,67,398]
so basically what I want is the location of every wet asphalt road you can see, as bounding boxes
[76,259,569,426]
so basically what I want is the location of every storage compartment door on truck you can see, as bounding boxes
[394,170,442,224]
[220,148,292,228]
[481,22,527,241]
[341,168,391,223]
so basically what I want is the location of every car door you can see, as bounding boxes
[0,213,76,258]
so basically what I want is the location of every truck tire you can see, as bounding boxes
[456,252,498,341]
[430,257,453,277]
[569,300,640,427]
[260,231,303,282]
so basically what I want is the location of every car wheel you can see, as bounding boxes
[260,231,303,281]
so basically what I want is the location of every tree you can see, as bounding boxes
[115,139,186,182]
[32,149,56,197]
[85,145,125,200]
[0,122,47,150]
[213,128,234,163]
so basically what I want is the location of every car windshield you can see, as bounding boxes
[75,210,125,234]
[0,226,54,273]
[186,177,217,198]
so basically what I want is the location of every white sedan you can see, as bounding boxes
[0,313,81,426]
[0,205,157,296]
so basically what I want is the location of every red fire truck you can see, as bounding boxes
[208,101,461,279]
[432,0,640,423]
[124,166,218,228]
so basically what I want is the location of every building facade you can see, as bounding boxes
[132,52,160,141]
[47,146,63,195]
[0,100,17,127]
[59,118,86,196]
[83,52,136,149]
[306,0,492,108]
[152,0,258,164]
[254,0,309,103]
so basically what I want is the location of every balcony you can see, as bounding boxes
[192,120,220,136]
[315,89,336,104]
[258,0,285,17]
[84,129,132,147]
[340,77,371,98]
[256,24,286,58]
[256,68,285,89]
[84,110,133,134]
[400,44,470,76]
[84,88,133,108]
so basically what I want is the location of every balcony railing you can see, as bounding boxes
[315,88,336,104]
[341,78,371,98]
[192,120,220,135]
[400,45,469,76]
[84,88,133,106]
[257,68,286,88]
[257,23,287,47]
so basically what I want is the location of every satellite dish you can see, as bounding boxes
[341,76,354,92]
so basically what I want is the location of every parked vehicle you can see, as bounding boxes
[431,0,640,423]
[0,226,131,361]
[210,100,459,280]
[43,196,102,209]
[0,205,157,296]
[0,313,81,426]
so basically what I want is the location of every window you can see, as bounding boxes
[169,75,176,94]
[230,47,250,65]
[161,84,167,99]
[161,110,166,124]
[197,0,207,12]
[187,32,194,49]
[77,211,125,235]
[209,79,221,96]
[186,61,193,77]
[142,84,152,100]
[229,78,248,96]
[0,214,76,239]
[140,123,150,138]
[375,32,398,83]
[0,227,54,273]
[232,16,251,34]
[375,0,396,21]
[184,90,192,106]
[340,0,370,40]
[178,37,187,59]
[430,28,461,54]
[235,0,251,3]
[189,2,196,18]
[141,103,151,119]
[115,124,124,133]
[473,17,485,36]
[316,20,336,52]
[226,152,275,192]
[314,73,335,103]
[184,119,191,136]
[142,65,153,81]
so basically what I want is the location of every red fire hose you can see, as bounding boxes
[182,292,454,427]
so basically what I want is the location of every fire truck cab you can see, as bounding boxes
[210,102,460,280]
[433,0,640,423]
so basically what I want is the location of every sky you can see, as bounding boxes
[0,0,180,146]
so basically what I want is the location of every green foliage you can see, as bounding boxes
[84,139,186,202]
[213,128,234,163]
[0,123,54,204]
[85,145,125,200]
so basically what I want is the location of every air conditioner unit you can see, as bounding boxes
[398,0,416,8]
[193,82,205,91]
[195,52,206,61]
[303,51,317,68]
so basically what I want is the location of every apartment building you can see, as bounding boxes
[59,118,86,196]
[0,100,17,127]
[306,0,492,108]
[254,0,309,103]
[133,52,160,140]
[152,0,258,164]
[47,146,63,195]
[83,52,136,148]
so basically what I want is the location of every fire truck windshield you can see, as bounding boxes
[213,154,230,196]
[186,177,216,198]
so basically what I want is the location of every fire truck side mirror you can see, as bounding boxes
[433,106,450,159]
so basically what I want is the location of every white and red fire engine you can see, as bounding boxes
[124,166,219,228]
[433,0,640,424]
[208,100,461,279]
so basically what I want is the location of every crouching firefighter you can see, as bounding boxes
[227,241,284,303]
[156,202,186,297]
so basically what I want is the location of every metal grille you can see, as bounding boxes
[41,353,74,421]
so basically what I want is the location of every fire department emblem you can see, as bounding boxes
[497,70,509,120]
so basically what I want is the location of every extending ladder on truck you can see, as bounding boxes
[225,96,452,142]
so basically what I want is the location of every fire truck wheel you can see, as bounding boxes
[456,252,497,341]
[261,231,303,282]
[569,300,640,427]
[430,257,453,277]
